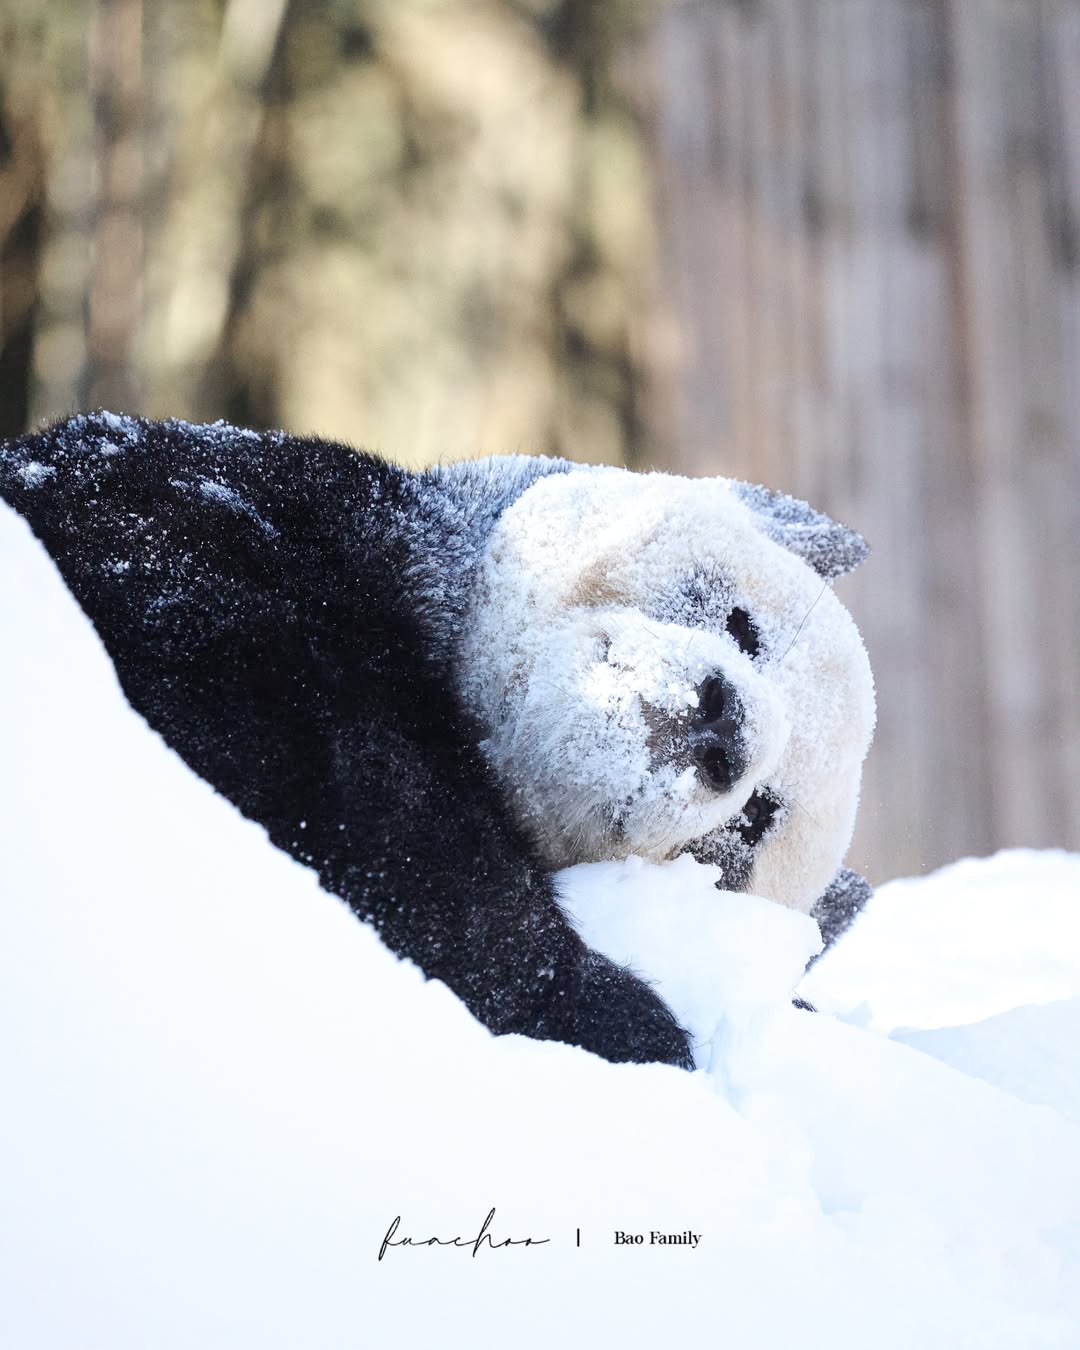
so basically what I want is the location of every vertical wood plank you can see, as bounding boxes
[644,0,1080,880]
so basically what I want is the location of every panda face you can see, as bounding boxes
[456,466,876,913]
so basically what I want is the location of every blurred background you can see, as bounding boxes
[1,0,1077,884]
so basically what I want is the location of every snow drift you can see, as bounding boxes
[2,500,1079,1350]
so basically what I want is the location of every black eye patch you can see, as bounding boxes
[735,788,779,847]
[725,607,760,658]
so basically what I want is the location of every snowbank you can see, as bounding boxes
[2,500,1079,1350]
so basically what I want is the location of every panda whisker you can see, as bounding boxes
[533,680,565,696]
[780,580,829,663]
[791,797,823,831]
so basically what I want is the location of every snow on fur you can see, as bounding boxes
[3,500,1080,1350]
[458,467,875,908]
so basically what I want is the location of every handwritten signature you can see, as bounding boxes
[378,1208,550,1260]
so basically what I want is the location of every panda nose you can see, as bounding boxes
[689,675,748,793]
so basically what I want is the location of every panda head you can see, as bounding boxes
[455,465,875,913]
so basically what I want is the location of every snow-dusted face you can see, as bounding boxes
[457,468,875,913]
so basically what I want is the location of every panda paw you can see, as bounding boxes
[548,953,696,1071]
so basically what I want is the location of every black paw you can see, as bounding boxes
[807,867,872,968]
[546,953,695,1070]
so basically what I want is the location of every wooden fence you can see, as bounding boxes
[642,0,1080,882]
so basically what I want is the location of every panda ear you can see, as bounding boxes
[732,482,869,579]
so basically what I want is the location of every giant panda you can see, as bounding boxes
[0,412,875,1070]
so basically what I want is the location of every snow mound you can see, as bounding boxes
[561,854,823,1063]
[2,499,1079,1350]
[800,850,1080,1031]
[894,1000,1080,1125]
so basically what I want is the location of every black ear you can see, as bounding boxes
[805,867,872,968]
[732,482,869,579]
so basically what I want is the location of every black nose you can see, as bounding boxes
[689,675,749,793]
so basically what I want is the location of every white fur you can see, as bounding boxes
[457,467,875,913]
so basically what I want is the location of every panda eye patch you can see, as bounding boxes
[725,607,760,658]
[735,788,779,846]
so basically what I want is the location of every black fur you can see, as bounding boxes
[809,868,873,964]
[1,413,695,1069]
[732,481,869,580]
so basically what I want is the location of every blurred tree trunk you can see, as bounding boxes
[0,79,44,439]
[137,0,654,467]
[142,0,292,424]
[0,5,54,438]
[3,0,95,430]
[4,0,654,467]
[85,0,144,411]
[642,0,1080,881]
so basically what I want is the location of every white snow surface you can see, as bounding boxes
[800,850,1080,1033]
[2,498,1080,1350]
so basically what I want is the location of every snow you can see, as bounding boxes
[2,497,1080,1349]
[895,1001,1080,1124]
[196,475,280,536]
[15,460,55,488]
[562,854,824,1060]
[800,850,1080,1032]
